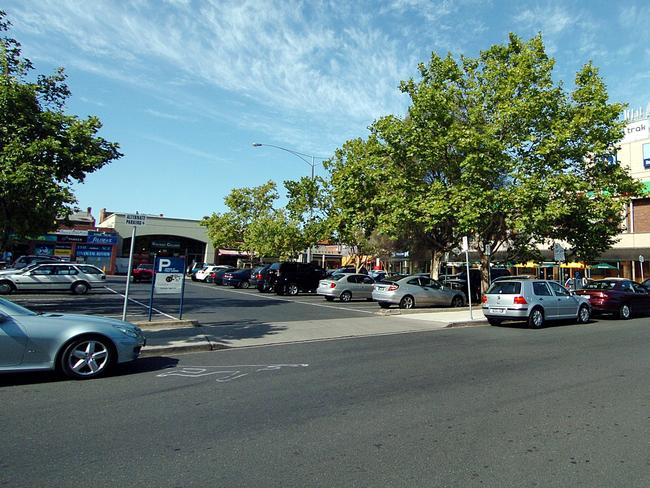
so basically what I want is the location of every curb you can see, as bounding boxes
[446,320,488,328]
[140,337,230,357]
[133,319,199,329]
[375,306,471,316]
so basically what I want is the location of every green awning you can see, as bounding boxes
[589,262,618,270]
[643,181,650,195]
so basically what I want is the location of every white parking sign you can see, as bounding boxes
[153,257,185,294]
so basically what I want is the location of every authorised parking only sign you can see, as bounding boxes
[154,257,185,294]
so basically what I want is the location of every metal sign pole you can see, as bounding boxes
[148,254,157,322]
[462,236,473,320]
[179,257,186,320]
[121,226,137,321]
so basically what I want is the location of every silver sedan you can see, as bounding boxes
[0,297,145,379]
[317,273,375,302]
[372,275,466,309]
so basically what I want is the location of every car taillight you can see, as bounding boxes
[387,284,399,291]
[481,295,487,304]
[256,273,262,279]
[330,282,336,288]
[513,296,528,304]
[209,272,216,278]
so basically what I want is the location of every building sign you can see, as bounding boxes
[152,239,181,249]
[153,257,185,294]
[87,232,118,245]
[75,244,113,258]
[125,214,147,226]
[622,119,649,144]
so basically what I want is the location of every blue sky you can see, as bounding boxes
[4,0,650,221]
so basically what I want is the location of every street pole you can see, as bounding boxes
[122,226,137,321]
[463,236,473,320]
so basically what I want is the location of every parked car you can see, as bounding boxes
[4,255,62,271]
[317,273,375,302]
[643,278,650,290]
[255,264,276,293]
[0,263,106,295]
[326,266,357,277]
[222,268,253,288]
[574,278,650,319]
[368,270,387,281]
[249,265,269,289]
[267,262,326,295]
[372,275,466,309]
[212,267,237,285]
[0,297,145,379]
[482,278,591,328]
[458,268,511,303]
[195,265,230,283]
[132,263,153,282]
[189,262,213,280]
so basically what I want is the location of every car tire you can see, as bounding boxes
[59,335,114,380]
[71,281,89,295]
[202,276,209,283]
[241,281,250,289]
[378,302,390,309]
[577,305,591,324]
[399,295,415,309]
[340,291,352,302]
[618,303,631,320]
[286,283,299,296]
[487,317,502,326]
[450,295,464,307]
[0,280,14,295]
[191,275,197,282]
[528,307,544,329]
[324,296,334,302]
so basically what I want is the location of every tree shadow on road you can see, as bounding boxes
[143,319,286,346]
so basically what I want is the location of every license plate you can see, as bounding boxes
[489,308,506,314]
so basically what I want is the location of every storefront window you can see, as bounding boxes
[643,143,650,169]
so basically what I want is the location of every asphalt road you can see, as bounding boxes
[2,316,649,487]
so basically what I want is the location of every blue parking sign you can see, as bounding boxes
[155,257,185,274]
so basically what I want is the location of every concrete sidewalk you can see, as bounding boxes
[140,308,487,357]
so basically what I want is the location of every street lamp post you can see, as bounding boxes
[252,143,324,263]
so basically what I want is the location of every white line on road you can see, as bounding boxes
[187,282,377,315]
[104,286,177,320]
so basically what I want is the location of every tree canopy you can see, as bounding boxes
[327,33,643,286]
[0,11,122,249]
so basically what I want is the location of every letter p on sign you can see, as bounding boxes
[158,259,172,271]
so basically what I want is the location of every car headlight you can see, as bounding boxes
[113,324,140,338]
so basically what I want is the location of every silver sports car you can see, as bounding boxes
[0,297,145,379]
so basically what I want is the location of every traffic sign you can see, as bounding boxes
[125,214,146,226]
[154,257,185,294]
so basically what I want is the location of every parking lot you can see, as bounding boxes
[7,276,391,325]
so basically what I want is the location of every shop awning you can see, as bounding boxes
[514,261,537,268]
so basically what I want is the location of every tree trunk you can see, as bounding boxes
[479,252,490,296]
[430,250,442,279]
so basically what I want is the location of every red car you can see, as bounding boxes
[132,264,154,283]
[574,278,650,319]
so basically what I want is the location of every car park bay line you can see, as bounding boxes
[189,282,377,315]
[104,286,177,320]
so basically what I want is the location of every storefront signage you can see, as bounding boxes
[75,244,113,258]
[125,214,147,226]
[87,232,118,245]
[622,119,649,144]
[152,239,181,249]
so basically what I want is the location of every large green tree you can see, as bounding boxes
[329,33,643,289]
[0,11,122,249]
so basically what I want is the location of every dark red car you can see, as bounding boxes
[574,278,650,319]
[132,264,154,283]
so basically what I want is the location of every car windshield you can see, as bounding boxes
[330,273,347,281]
[584,281,617,290]
[0,297,38,316]
[487,282,522,294]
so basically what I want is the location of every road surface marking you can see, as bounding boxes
[104,286,177,320]
[157,363,309,382]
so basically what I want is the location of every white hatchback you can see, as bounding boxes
[195,265,231,282]
[0,263,106,295]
